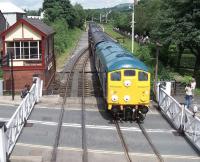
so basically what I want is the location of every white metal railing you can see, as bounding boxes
[0,77,42,162]
[184,108,200,151]
[157,82,200,152]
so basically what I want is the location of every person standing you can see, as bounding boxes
[185,84,193,109]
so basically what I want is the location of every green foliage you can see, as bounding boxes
[42,0,85,67]
[168,72,193,84]
[51,19,82,56]
[151,0,200,76]
[135,46,152,64]
[0,69,2,79]
[51,19,69,55]
[135,0,162,35]
[195,88,200,95]
[43,0,85,29]
[73,3,86,29]
[113,12,132,32]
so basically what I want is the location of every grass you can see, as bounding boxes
[195,88,200,96]
[56,28,84,70]
[0,69,2,79]
[103,24,140,53]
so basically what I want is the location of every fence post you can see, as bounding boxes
[156,82,161,102]
[33,77,41,103]
[165,82,172,96]
[0,122,7,162]
[178,104,185,134]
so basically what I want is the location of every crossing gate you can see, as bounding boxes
[157,82,200,152]
[0,77,43,162]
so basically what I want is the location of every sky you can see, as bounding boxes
[9,0,134,10]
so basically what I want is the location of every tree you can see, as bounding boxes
[43,0,63,23]
[43,0,85,28]
[163,0,200,75]
[135,0,162,35]
[74,3,86,28]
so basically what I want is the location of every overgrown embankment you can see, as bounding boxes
[51,20,83,69]
[0,69,2,79]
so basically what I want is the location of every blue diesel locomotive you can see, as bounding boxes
[89,23,151,121]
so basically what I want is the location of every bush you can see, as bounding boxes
[0,69,2,79]
[51,19,69,55]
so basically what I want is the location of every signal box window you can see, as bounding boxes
[111,72,121,81]
[138,72,148,81]
[124,70,135,76]
[6,41,41,60]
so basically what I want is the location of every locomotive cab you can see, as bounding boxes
[107,69,150,121]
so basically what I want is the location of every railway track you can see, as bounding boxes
[81,54,90,162]
[50,48,89,162]
[138,123,164,162]
[115,119,165,162]
[115,120,132,162]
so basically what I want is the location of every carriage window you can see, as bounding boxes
[124,70,135,76]
[138,72,148,81]
[111,72,121,81]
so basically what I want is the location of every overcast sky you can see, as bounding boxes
[9,0,134,10]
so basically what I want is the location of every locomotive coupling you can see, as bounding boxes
[139,106,149,114]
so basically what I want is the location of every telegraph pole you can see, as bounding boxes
[131,4,134,53]
[100,13,102,23]
[10,52,15,100]
[154,42,162,96]
[132,0,137,53]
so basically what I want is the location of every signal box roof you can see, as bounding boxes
[1,18,55,37]
[23,18,55,36]
[96,41,149,72]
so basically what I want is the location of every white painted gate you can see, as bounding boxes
[0,77,43,162]
[157,82,200,152]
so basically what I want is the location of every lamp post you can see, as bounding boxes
[154,42,162,98]
[132,0,138,53]
[131,3,134,53]
[100,13,102,23]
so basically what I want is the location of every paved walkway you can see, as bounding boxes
[0,95,62,109]
[174,94,200,113]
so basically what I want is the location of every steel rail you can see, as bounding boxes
[81,55,90,162]
[50,48,88,162]
[115,120,132,162]
[138,123,164,162]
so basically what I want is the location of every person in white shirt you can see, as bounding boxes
[185,84,193,108]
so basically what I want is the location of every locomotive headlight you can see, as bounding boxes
[124,95,130,102]
[112,95,118,102]
[144,90,149,95]
[124,80,132,87]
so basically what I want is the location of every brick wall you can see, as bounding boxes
[3,70,45,92]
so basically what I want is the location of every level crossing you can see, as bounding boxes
[0,33,199,162]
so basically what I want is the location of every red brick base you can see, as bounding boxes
[3,67,55,92]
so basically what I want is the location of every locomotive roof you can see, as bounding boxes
[96,41,149,72]
[92,31,114,47]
